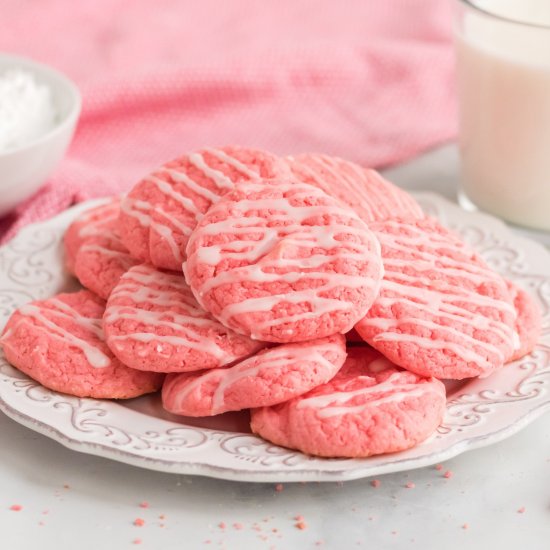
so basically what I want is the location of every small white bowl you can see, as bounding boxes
[0,53,81,217]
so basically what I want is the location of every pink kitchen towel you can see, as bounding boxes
[0,0,456,241]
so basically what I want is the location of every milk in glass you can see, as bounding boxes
[456,0,550,230]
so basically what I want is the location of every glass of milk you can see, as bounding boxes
[455,0,550,231]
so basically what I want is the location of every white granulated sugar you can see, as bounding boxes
[0,69,57,152]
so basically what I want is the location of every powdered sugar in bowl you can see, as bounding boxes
[0,53,81,217]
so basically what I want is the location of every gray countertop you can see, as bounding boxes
[1,144,549,550]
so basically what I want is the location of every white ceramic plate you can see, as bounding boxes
[1,193,549,482]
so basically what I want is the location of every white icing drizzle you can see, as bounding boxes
[122,148,263,266]
[373,332,492,371]
[78,243,136,268]
[146,175,203,220]
[77,202,119,239]
[316,385,444,418]
[171,340,341,414]
[149,221,183,264]
[296,371,444,418]
[105,264,261,366]
[16,301,111,368]
[120,265,184,287]
[375,291,513,344]
[187,151,235,191]
[163,168,220,202]
[201,148,261,181]
[120,197,152,227]
[48,298,104,337]
[187,181,382,331]
[108,332,223,358]
[359,220,516,369]
[368,357,394,373]
[288,154,423,222]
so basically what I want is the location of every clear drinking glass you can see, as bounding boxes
[455,1,550,230]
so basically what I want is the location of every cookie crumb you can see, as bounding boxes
[435,464,443,471]
[405,482,415,489]
[139,501,149,509]
[444,470,453,479]
[63,484,70,490]
[233,522,244,530]
[133,518,145,527]
[9,505,22,512]
[517,507,526,514]
[132,539,142,545]
[295,521,307,530]
[294,515,304,521]
[371,479,381,488]
[275,483,284,492]
[218,522,226,529]
[462,523,469,530]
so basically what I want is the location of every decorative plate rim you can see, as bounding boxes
[0,192,549,483]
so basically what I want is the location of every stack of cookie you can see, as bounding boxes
[0,147,541,458]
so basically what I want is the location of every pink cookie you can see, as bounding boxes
[184,180,383,343]
[354,218,517,380]
[162,334,346,416]
[65,199,139,299]
[285,153,424,224]
[104,264,265,373]
[250,347,446,458]
[0,291,164,399]
[64,199,121,272]
[506,280,541,361]
[119,146,289,271]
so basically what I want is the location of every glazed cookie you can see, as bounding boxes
[354,218,517,379]
[285,153,424,224]
[73,235,139,301]
[64,199,121,272]
[65,199,139,299]
[0,291,164,398]
[184,180,383,343]
[104,264,265,373]
[506,280,541,361]
[250,347,446,458]
[119,146,289,271]
[162,334,346,417]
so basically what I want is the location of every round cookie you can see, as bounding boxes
[162,334,346,417]
[285,153,424,224]
[184,180,383,343]
[65,199,139,299]
[354,218,517,380]
[506,280,542,361]
[64,199,121,272]
[250,347,446,458]
[119,146,289,271]
[104,264,265,373]
[74,235,139,301]
[0,290,164,398]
